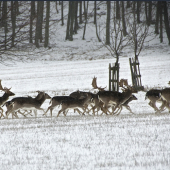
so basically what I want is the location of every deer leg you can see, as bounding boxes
[159,100,167,112]
[148,101,160,113]
[125,105,134,114]
[0,107,5,118]
[17,110,27,117]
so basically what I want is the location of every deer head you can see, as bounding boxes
[0,80,15,96]
[91,76,106,91]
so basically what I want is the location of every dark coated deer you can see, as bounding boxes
[145,89,162,113]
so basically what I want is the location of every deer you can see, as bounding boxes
[92,78,137,115]
[0,80,15,118]
[44,96,75,117]
[69,90,95,115]
[145,89,162,113]
[159,88,170,113]
[5,91,51,118]
[113,94,137,115]
[57,93,93,117]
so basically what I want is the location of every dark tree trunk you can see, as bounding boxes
[94,1,96,24]
[30,1,35,43]
[35,2,41,47]
[44,1,50,47]
[121,1,127,36]
[79,1,82,24]
[66,1,71,40]
[3,1,7,50]
[39,1,44,43]
[116,1,120,20]
[137,1,141,23]
[82,1,89,40]
[145,2,149,26]
[106,1,110,45]
[70,1,75,41]
[148,1,152,25]
[163,1,170,45]
[126,1,131,8]
[61,1,64,26]
[11,1,16,47]
[14,1,19,15]
[160,2,163,43]
[74,1,78,34]
[155,1,160,34]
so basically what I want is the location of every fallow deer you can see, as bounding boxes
[5,91,51,118]
[0,80,15,118]
[159,88,170,113]
[44,96,75,117]
[57,93,93,117]
[145,89,162,113]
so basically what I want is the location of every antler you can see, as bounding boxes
[0,80,4,91]
[92,76,106,91]
[0,80,12,93]
[168,81,170,85]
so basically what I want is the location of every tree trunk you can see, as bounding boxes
[126,1,131,8]
[11,1,16,47]
[155,1,160,34]
[163,1,170,45]
[69,1,75,41]
[160,2,163,43]
[65,1,71,40]
[145,2,149,26]
[121,1,127,36]
[74,1,78,34]
[39,1,44,43]
[14,1,19,15]
[35,1,41,47]
[30,1,35,43]
[3,1,7,50]
[137,1,141,23]
[61,1,64,26]
[94,1,96,24]
[44,1,50,47]
[148,1,152,25]
[106,1,110,45]
[79,1,82,24]
[116,1,120,20]
[82,1,89,40]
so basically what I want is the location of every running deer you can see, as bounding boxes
[113,94,137,115]
[95,79,138,115]
[44,96,75,117]
[159,88,170,113]
[57,93,93,117]
[145,89,162,113]
[69,90,95,115]
[5,91,51,118]
[0,80,15,118]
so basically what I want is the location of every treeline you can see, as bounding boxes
[0,1,170,54]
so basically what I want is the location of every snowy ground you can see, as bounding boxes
[0,49,170,170]
[1,2,170,169]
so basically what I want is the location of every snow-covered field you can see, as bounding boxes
[0,51,170,170]
[1,2,170,169]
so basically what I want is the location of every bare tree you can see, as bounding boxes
[82,1,89,40]
[106,1,111,45]
[44,1,50,48]
[128,2,149,61]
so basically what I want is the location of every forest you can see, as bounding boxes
[0,1,170,62]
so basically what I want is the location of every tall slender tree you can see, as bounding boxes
[163,1,170,44]
[106,1,110,45]
[44,1,50,47]
[121,1,127,36]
